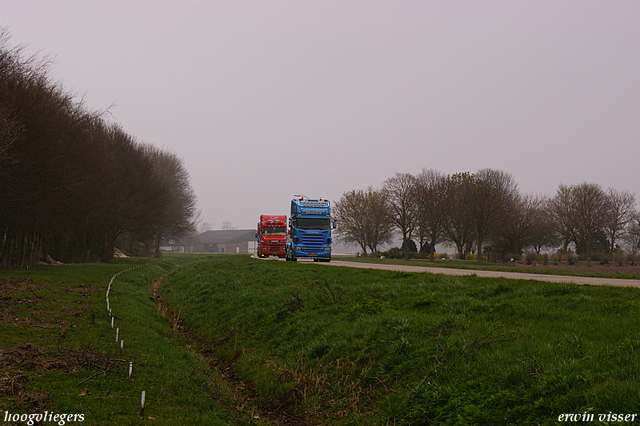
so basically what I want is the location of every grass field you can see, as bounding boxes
[0,256,268,426]
[2,254,640,425]
[158,255,640,425]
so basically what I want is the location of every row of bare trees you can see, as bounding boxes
[334,168,639,262]
[0,32,198,267]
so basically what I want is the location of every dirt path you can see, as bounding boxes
[314,260,640,288]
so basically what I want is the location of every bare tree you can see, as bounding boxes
[468,169,519,263]
[496,193,532,255]
[443,172,475,259]
[199,222,214,233]
[547,185,577,252]
[603,188,636,253]
[141,144,199,257]
[0,100,19,165]
[570,182,609,262]
[525,195,558,253]
[414,169,449,261]
[334,187,394,255]
[0,31,25,165]
[0,31,198,265]
[365,188,395,254]
[496,193,557,256]
[383,173,418,260]
[0,33,93,265]
[334,189,369,254]
[624,212,640,255]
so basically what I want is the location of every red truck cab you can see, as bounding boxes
[256,215,287,258]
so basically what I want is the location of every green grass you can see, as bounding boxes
[0,255,267,426]
[4,254,640,425]
[158,255,640,425]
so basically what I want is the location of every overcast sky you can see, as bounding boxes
[3,1,639,231]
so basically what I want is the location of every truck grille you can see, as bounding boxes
[301,234,324,253]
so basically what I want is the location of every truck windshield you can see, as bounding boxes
[295,218,331,230]
[263,227,287,235]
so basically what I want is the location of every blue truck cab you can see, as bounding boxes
[286,197,336,262]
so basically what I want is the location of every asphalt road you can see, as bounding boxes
[315,259,640,289]
[255,255,640,288]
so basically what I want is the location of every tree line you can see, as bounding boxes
[334,168,639,263]
[0,32,198,267]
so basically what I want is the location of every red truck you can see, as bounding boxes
[255,215,287,258]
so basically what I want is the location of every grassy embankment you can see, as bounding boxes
[0,255,268,426]
[158,255,640,425]
[3,254,640,425]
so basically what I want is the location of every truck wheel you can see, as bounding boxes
[285,246,297,262]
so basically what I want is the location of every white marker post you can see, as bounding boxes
[128,361,133,381]
[140,390,146,418]
[120,339,124,355]
[111,317,114,328]
[115,328,119,342]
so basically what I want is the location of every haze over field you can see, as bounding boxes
[3,1,639,230]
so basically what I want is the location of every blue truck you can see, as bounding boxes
[285,196,336,262]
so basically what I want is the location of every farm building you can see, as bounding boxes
[189,229,257,254]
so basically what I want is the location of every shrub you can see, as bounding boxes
[614,252,627,266]
[590,252,610,263]
[541,253,549,265]
[465,253,487,261]
[524,250,537,265]
[556,248,574,263]
[381,247,404,259]
[401,239,418,253]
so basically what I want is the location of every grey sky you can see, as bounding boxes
[3,1,639,230]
